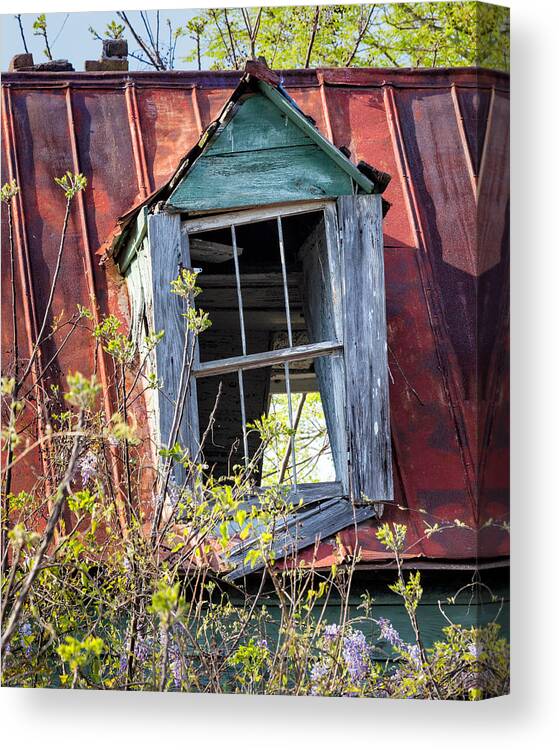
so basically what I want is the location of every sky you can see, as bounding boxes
[0,9,200,71]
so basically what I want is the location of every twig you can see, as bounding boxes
[304,7,320,68]
[117,11,165,70]
[1,412,83,655]
[279,393,307,483]
[345,5,377,66]
[15,15,29,53]
[17,197,72,389]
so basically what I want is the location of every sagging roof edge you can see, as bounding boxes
[97,59,392,262]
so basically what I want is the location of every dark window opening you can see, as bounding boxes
[187,209,341,487]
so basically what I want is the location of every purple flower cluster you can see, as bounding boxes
[468,642,483,659]
[342,629,371,684]
[377,617,405,649]
[310,624,373,694]
[79,451,98,486]
[323,623,341,642]
[119,652,128,674]
[310,660,330,694]
[168,638,185,689]
[134,635,151,663]
[377,617,421,664]
[19,621,32,657]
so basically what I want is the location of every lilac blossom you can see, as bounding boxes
[377,617,405,649]
[407,643,421,664]
[311,626,373,694]
[310,660,330,695]
[168,638,184,689]
[79,451,98,486]
[119,652,128,674]
[377,618,421,664]
[134,635,151,663]
[19,621,32,657]
[323,623,341,642]
[342,629,371,684]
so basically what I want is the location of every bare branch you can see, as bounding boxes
[304,7,321,69]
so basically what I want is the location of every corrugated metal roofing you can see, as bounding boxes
[1,65,509,565]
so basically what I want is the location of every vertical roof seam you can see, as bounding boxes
[125,81,152,198]
[451,83,478,198]
[1,84,54,495]
[191,85,204,135]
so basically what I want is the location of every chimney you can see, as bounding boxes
[9,53,34,71]
[85,38,128,72]
[8,53,74,72]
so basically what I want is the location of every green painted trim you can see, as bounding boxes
[257,81,375,194]
[117,207,147,274]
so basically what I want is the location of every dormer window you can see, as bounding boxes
[114,63,393,570]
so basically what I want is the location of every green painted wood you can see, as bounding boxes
[169,144,354,211]
[118,206,147,274]
[231,580,509,653]
[166,90,366,212]
[257,81,375,194]
[206,94,309,155]
[257,600,510,656]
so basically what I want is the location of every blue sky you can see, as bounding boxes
[0,9,200,71]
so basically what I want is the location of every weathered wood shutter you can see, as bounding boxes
[146,212,200,481]
[337,194,393,508]
[300,205,348,491]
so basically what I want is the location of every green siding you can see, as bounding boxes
[206,94,309,155]
[167,93,355,212]
[231,580,510,656]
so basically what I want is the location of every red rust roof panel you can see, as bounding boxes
[1,67,509,564]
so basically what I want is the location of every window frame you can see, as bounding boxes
[124,194,393,512]
[182,200,345,491]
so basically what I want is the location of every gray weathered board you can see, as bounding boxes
[226,495,376,580]
[146,213,199,481]
[338,194,393,508]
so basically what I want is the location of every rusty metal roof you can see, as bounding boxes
[1,65,509,566]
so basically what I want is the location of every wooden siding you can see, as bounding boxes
[167,93,354,212]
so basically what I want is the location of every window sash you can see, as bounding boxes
[187,204,342,487]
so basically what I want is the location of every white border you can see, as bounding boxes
[2,1,559,749]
